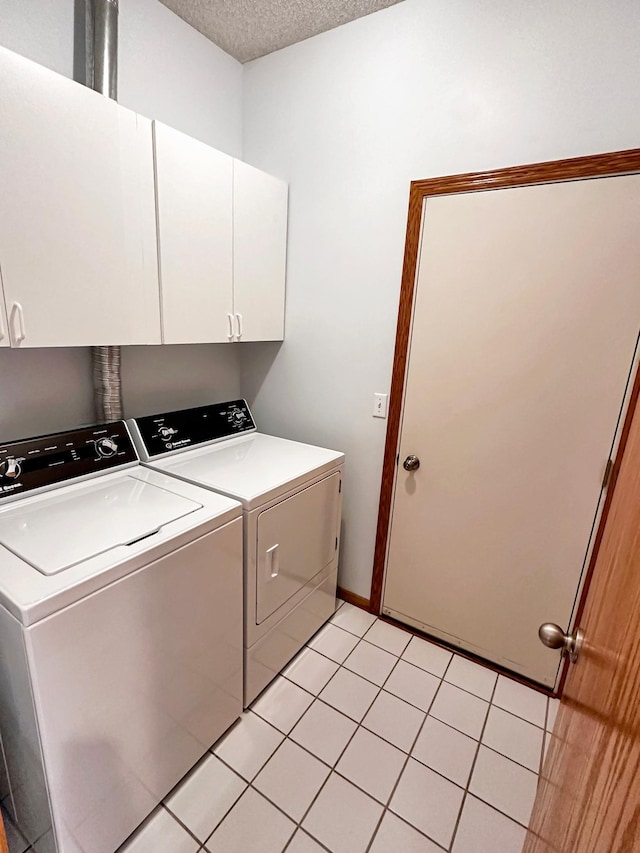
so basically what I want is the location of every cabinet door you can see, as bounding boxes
[233,160,288,342]
[154,121,233,344]
[0,47,161,347]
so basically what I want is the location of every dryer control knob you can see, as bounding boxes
[0,456,21,479]
[96,438,118,458]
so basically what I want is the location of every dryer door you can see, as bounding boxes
[256,472,341,624]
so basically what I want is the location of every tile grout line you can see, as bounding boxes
[340,637,400,690]
[337,604,551,701]
[283,629,411,723]
[280,649,393,848]
[362,648,458,852]
[318,617,548,728]
[359,613,413,657]
[461,791,536,833]
[288,657,378,730]
[281,826,333,853]
[442,680,549,842]
[295,642,482,717]
[277,643,417,851]
[312,634,547,730]
[206,664,395,846]
[232,636,538,846]
[191,720,527,843]
[469,742,543,777]
[203,699,350,848]
[446,673,500,851]
[254,684,470,810]
[210,638,395,848]
[209,754,303,846]
[329,609,377,637]
[164,706,299,851]
[167,712,537,845]
[158,802,210,851]
[197,767,312,852]
[251,680,318,729]
[308,650,406,849]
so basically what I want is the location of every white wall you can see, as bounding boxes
[0,0,74,78]
[0,0,243,440]
[118,0,242,155]
[122,344,240,418]
[241,0,640,598]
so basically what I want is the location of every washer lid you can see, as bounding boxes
[0,476,202,575]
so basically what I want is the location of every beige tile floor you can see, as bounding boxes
[4,600,559,853]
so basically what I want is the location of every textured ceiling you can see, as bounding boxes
[158,0,406,63]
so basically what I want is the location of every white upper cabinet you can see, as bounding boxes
[0,47,160,347]
[154,121,234,344]
[154,122,287,345]
[0,46,287,349]
[233,160,288,342]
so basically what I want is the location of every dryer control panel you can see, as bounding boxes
[130,400,256,460]
[0,422,138,500]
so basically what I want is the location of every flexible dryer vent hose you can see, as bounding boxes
[87,0,123,422]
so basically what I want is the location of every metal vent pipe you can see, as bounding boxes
[87,0,123,422]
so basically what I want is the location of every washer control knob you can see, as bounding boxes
[230,408,247,426]
[96,437,118,458]
[159,427,174,440]
[0,457,21,479]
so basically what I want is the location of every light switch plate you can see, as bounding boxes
[373,393,388,419]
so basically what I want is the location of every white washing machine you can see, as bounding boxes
[128,400,344,705]
[0,421,243,853]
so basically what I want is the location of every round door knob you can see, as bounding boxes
[538,622,584,663]
[403,455,420,471]
[538,623,566,650]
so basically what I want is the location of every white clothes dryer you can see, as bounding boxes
[128,400,344,705]
[0,421,243,853]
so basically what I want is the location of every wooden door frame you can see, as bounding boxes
[370,149,640,655]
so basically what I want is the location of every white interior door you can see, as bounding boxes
[0,47,160,347]
[383,174,640,687]
[154,121,233,344]
[233,159,287,342]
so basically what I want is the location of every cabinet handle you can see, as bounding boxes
[11,302,26,345]
[227,313,234,342]
[235,312,243,340]
[266,544,279,579]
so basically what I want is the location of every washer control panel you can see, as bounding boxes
[131,399,256,460]
[0,422,137,500]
